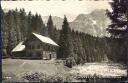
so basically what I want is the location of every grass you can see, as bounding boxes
[2,58,127,82]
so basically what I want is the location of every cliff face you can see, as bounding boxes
[70,9,110,37]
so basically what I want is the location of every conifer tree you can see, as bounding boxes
[47,15,54,39]
[107,0,128,38]
[107,0,128,65]
[57,16,73,58]
[13,9,22,42]
[30,13,46,35]
[26,11,32,37]
[6,11,17,56]
[1,8,8,56]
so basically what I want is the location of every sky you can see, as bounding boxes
[1,1,111,22]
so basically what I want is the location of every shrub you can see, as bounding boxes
[22,72,45,82]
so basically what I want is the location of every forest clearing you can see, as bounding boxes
[2,59,127,82]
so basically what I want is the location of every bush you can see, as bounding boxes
[22,72,45,82]
[21,72,78,82]
[65,57,76,68]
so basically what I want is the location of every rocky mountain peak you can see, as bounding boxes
[42,9,110,37]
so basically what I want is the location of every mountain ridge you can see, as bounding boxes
[42,9,110,37]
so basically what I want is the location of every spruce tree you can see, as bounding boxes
[107,0,128,66]
[47,15,54,39]
[57,16,74,58]
[27,11,32,37]
[6,11,17,57]
[1,8,8,56]
[13,9,22,42]
[38,15,48,35]
[107,0,128,38]
[19,8,27,40]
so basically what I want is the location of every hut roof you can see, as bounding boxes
[12,33,58,52]
[12,41,25,52]
[12,33,59,52]
[32,33,59,46]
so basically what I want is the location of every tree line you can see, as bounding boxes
[1,8,127,65]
